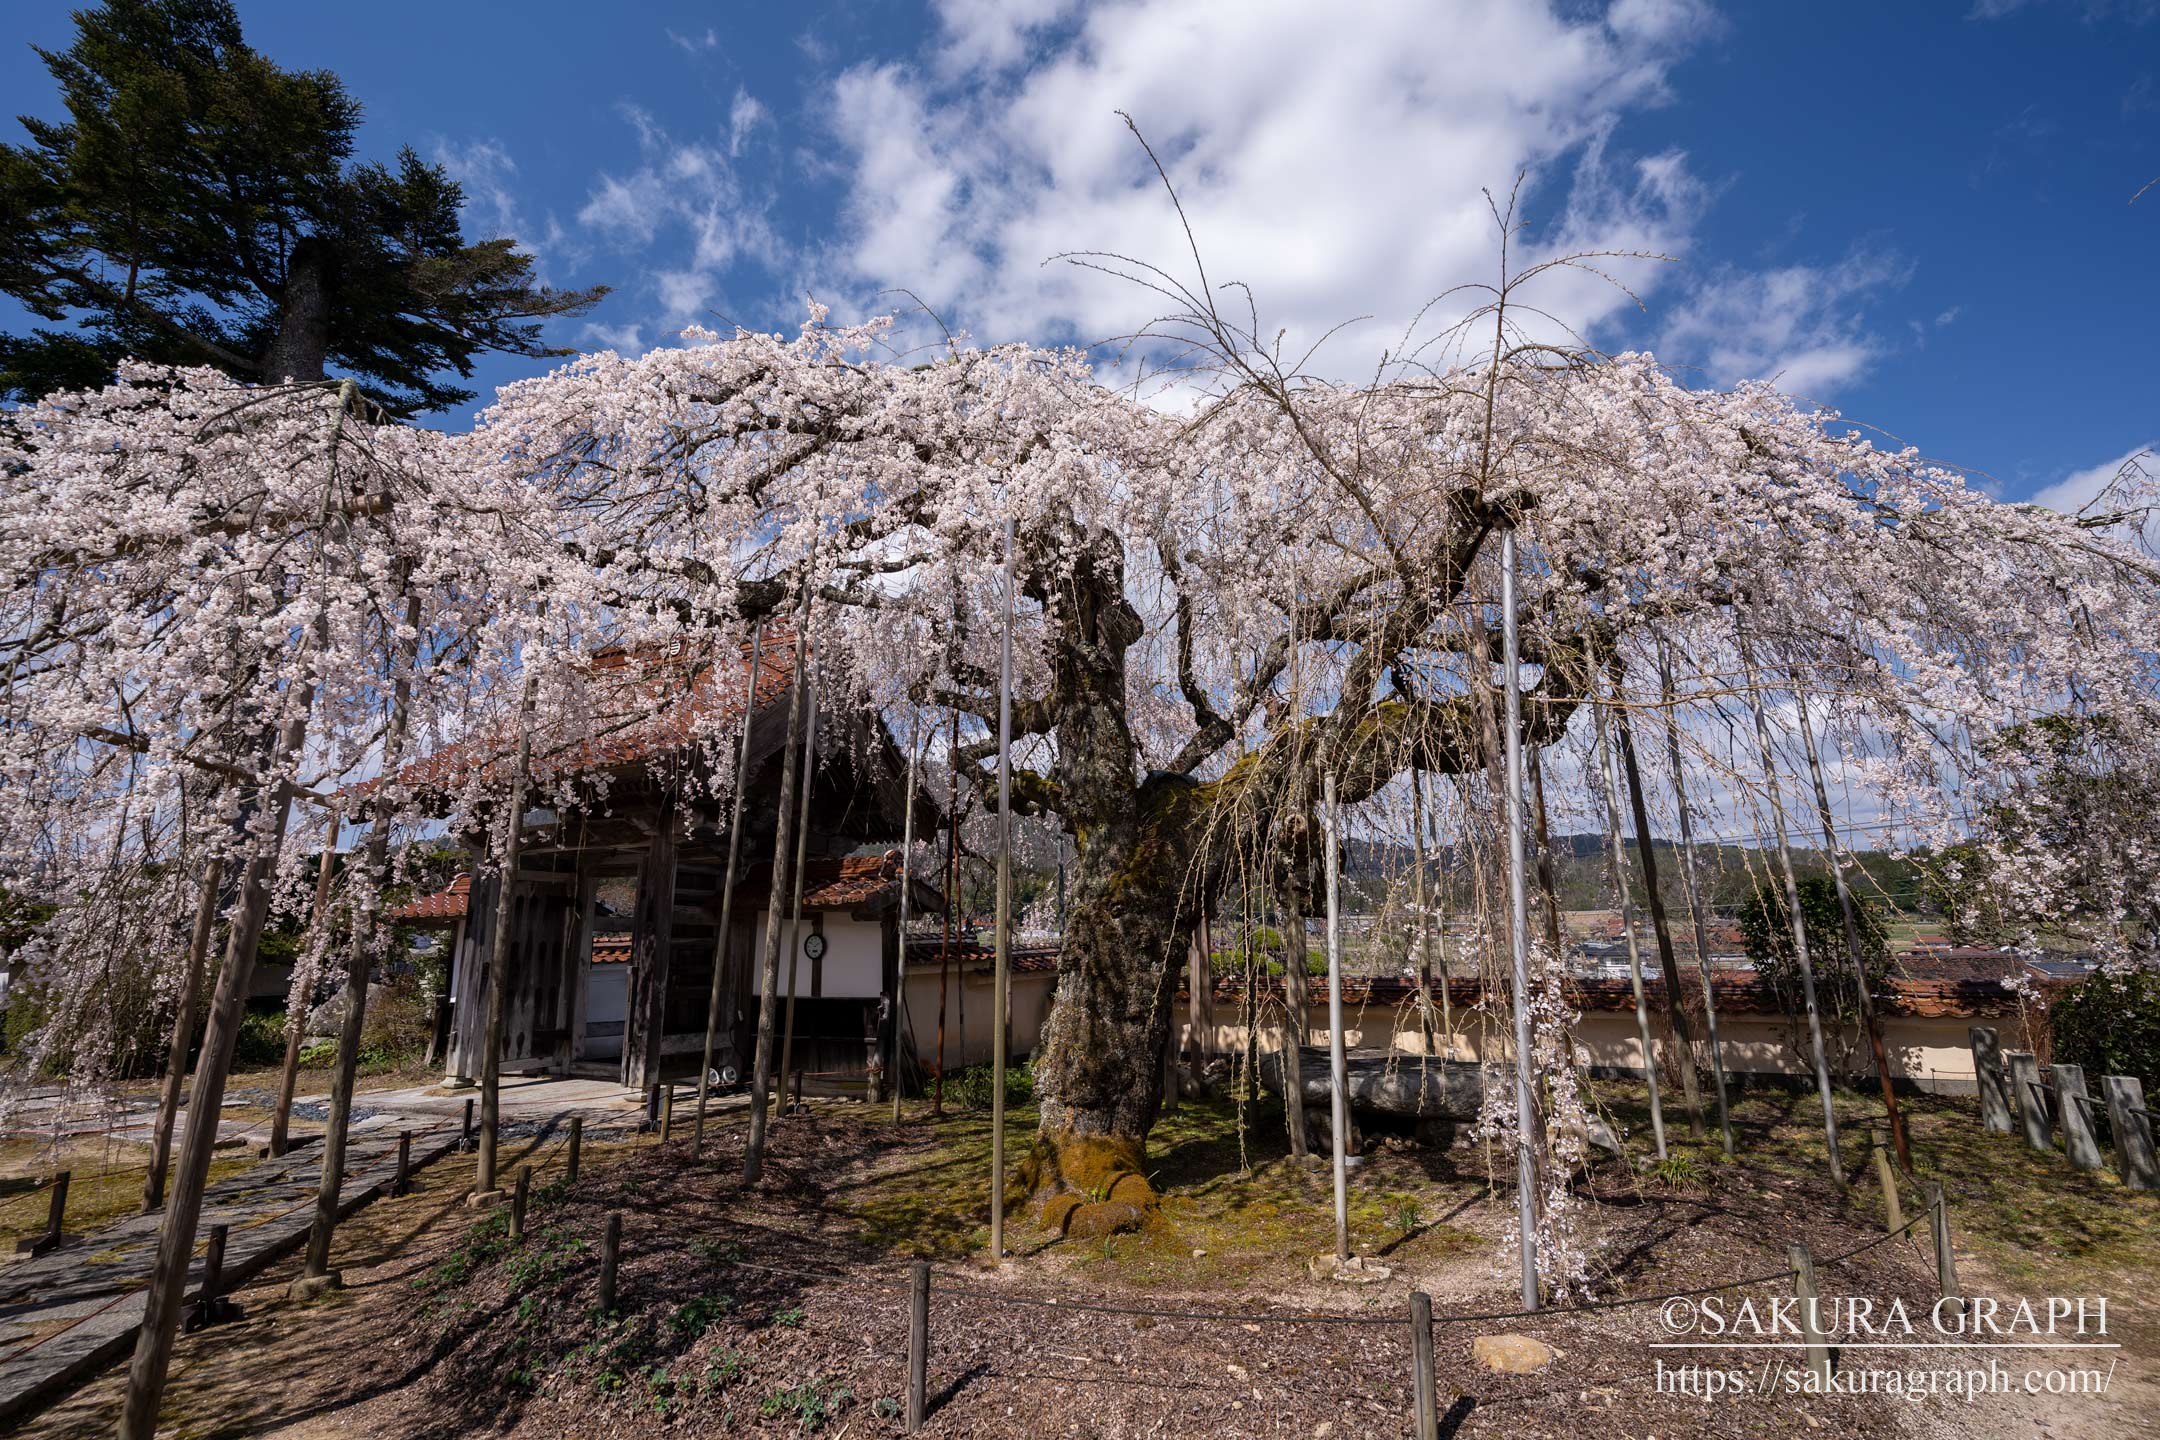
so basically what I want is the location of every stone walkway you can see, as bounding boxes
[0,1118,461,1427]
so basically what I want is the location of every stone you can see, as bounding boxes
[466,1188,507,1210]
[1307,1253,1392,1284]
[1472,1333,1554,1374]
[286,1272,343,1301]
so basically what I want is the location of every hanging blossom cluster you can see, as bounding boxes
[0,300,2156,1292]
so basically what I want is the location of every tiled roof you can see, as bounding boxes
[386,632,800,795]
[899,935,1059,973]
[732,850,945,915]
[393,873,470,923]
[1195,967,2061,1019]
[590,935,633,965]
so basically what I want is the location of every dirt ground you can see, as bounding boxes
[13,1086,2156,1439]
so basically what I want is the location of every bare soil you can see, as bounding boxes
[14,1088,2156,1439]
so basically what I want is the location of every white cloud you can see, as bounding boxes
[2030,443,2160,548]
[817,0,1716,371]
[1658,251,1909,398]
[667,26,720,57]
[432,137,583,285]
[577,105,782,332]
[728,87,771,157]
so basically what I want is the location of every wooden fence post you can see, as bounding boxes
[599,1212,621,1315]
[183,1223,234,1332]
[394,1131,411,1197]
[907,1260,930,1433]
[1410,1290,1438,1440]
[1926,1182,1960,1318]
[1872,1144,1902,1234]
[660,1085,674,1145]
[463,1098,475,1146]
[16,1171,70,1257]
[2007,1052,2051,1151]
[2052,1064,2102,1171]
[567,1117,582,1185]
[2102,1075,2159,1191]
[510,1166,530,1243]
[1789,1243,1831,1385]
[1970,1026,2011,1135]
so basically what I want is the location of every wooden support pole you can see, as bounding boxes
[1927,1182,1960,1318]
[1970,1026,2012,1135]
[744,597,813,1185]
[510,1166,530,1243]
[394,1132,411,1197]
[1322,772,1350,1263]
[1409,1290,1438,1440]
[2053,1063,2102,1171]
[659,1084,674,1145]
[567,1117,582,1185]
[907,1259,930,1433]
[1872,1143,1902,1234]
[695,621,765,1159]
[2102,1076,2159,1191]
[463,1097,475,1146]
[272,818,341,1158]
[776,656,821,1107]
[791,1069,804,1115]
[599,1212,621,1315]
[1789,1243,1832,1385]
[989,517,1015,1264]
[2008,1052,2051,1151]
[145,857,225,1214]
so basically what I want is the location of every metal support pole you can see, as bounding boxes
[1498,527,1540,1310]
[1323,773,1350,1264]
[990,517,1015,1263]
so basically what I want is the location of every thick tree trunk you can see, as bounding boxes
[263,237,332,385]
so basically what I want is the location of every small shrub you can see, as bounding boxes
[2051,970,2160,1092]
[770,1305,805,1329]
[944,1059,1034,1110]
[668,1295,735,1338]
[760,1378,851,1432]
[232,1007,287,1068]
[1651,1154,1703,1188]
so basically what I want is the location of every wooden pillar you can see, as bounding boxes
[627,820,679,1092]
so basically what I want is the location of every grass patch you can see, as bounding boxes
[0,1137,254,1251]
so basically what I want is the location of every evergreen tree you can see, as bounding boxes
[0,0,606,414]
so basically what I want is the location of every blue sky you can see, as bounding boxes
[4,0,2154,508]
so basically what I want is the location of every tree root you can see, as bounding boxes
[1022,1130,1159,1238]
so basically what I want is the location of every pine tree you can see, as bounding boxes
[0,0,606,414]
